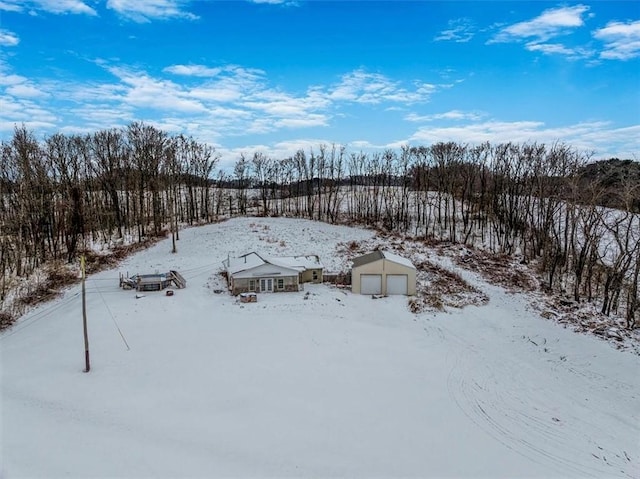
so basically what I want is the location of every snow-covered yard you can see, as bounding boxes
[2,217,639,478]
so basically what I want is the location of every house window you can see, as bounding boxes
[249,280,256,291]
[277,278,284,290]
[313,270,318,281]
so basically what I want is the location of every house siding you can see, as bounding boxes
[299,268,323,284]
[231,275,299,295]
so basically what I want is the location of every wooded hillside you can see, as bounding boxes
[1,123,638,331]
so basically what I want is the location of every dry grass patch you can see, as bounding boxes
[84,237,159,274]
[452,247,539,293]
[17,262,77,307]
[410,260,489,313]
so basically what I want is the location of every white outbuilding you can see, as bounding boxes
[351,250,416,296]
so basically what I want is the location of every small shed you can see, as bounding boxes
[351,250,416,296]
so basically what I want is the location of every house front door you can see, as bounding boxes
[260,278,273,292]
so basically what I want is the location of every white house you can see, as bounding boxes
[223,252,323,295]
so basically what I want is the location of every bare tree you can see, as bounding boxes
[90,129,129,239]
[127,122,169,239]
[234,155,250,216]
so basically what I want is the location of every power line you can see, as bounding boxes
[0,292,80,339]
[91,280,130,351]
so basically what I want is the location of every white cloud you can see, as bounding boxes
[248,0,300,5]
[146,64,331,134]
[187,67,267,102]
[0,0,96,15]
[244,89,329,116]
[0,73,28,86]
[64,62,331,139]
[491,5,589,43]
[1,55,448,145]
[0,29,19,46]
[6,83,49,98]
[0,1,23,12]
[406,110,485,122]
[240,91,330,132]
[411,120,552,144]
[164,64,223,77]
[108,67,207,112]
[435,18,475,43]
[594,20,640,60]
[574,124,640,157]
[274,114,328,129]
[67,103,135,129]
[58,82,128,103]
[165,64,267,87]
[0,95,58,133]
[0,65,49,99]
[106,0,198,22]
[525,42,592,59]
[329,70,435,104]
[407,119,639,160]
[189,85,245,103]
[40,0,96,15]
[349,140,376,149]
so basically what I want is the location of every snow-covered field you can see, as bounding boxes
[1,217,639,478]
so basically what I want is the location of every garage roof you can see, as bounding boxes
[352,250,415,269]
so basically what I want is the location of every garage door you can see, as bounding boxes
[360,274,382,295]
[386,274,408,295]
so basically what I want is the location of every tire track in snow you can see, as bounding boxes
[445,345,634,478]
[430,252,637,478]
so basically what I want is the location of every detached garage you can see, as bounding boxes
[351,250,416,296]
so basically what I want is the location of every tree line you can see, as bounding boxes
[1,123,638,328]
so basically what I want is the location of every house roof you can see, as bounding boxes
[269,255,323,271]
[224,252,323,276]
[352,250,415,269]
[224,252,267,275]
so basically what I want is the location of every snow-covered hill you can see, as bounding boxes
[2,217,638,478]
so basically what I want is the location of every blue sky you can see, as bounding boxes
[0,1,639,169]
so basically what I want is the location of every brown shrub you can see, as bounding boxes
[454,248,538,292]
[347,240,359,251]
[0,311,14,329]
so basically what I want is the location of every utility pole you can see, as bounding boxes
[81,255,90,373]
[171,190,177,254]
